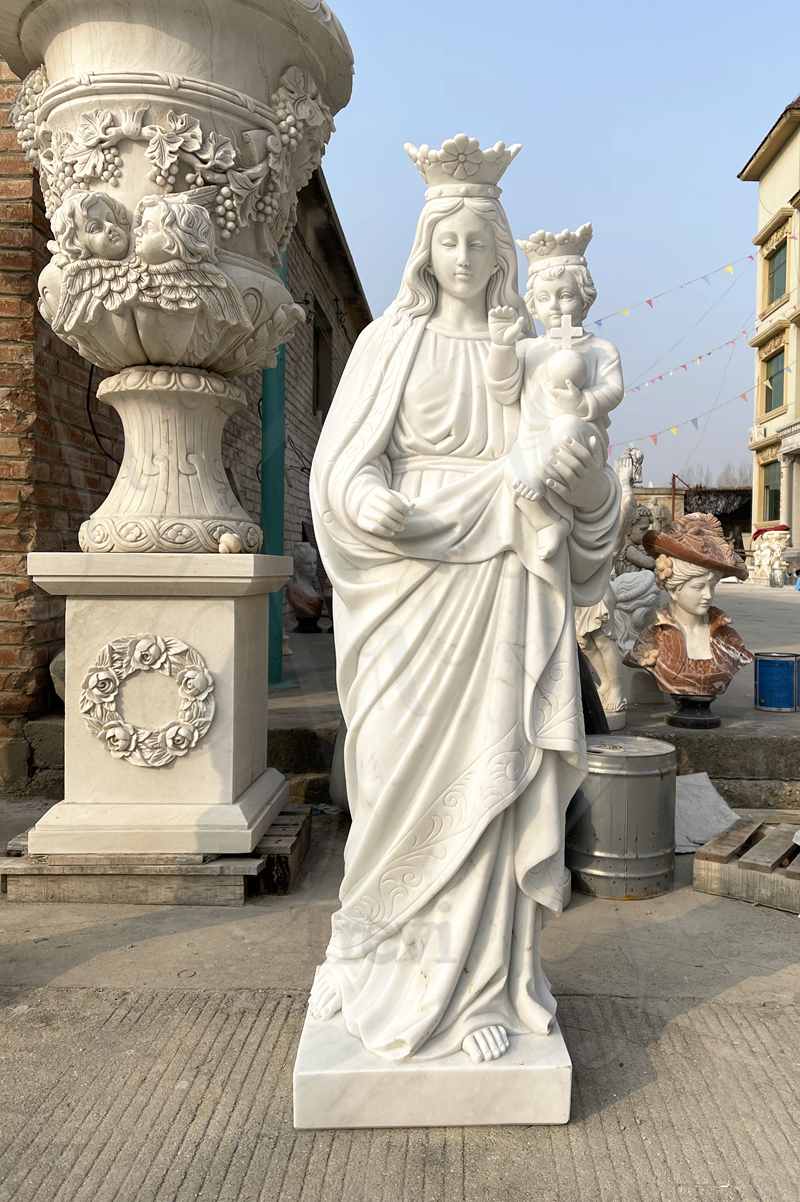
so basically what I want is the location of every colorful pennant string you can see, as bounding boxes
[590,252,755,326]
[624,326,754,396]
[611,381,761,451]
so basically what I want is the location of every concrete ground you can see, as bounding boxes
[1,591,799,1201]
[1,809,799,1201]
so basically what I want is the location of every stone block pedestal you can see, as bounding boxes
[293,1012,572,1129]
[27,552,292,855]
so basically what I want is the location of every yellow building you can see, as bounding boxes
[739,96,800,546]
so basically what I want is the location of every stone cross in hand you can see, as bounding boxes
[548,313,584,346]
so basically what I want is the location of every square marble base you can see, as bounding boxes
[293,1012,572,1129]
[27,552,292,856]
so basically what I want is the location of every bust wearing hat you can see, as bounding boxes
[625,514,753,728]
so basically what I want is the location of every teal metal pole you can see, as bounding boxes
[262,343,286,686]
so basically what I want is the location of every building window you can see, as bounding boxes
[764,349,785,414]
[312,301,333,418]
[766,240,787,305]
[762,460,781,521]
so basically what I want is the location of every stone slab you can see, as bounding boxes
[293,1012,572,1129]
[713,778,800,808]
[675,772,738,853]
[28,552,293,598]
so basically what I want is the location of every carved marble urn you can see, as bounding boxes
[1,0,353,551]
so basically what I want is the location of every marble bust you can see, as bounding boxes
[626,514,752,727]
[300,134,621,1116]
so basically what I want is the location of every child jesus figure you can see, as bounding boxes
[487,223,624,560]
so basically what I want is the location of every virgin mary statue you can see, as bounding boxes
[308,135,621,1066]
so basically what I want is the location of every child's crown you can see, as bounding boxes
[404,134,522,200]
[517,223,593,272]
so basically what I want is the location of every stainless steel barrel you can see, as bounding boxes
[566,735,677,899]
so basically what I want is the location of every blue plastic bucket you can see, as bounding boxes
[754,652,797,712]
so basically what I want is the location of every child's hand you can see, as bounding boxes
[547,380,582,409]
[488,306,526,347]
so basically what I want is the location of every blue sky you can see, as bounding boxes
[321,0,797,484]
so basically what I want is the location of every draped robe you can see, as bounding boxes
[310,312,621,1061]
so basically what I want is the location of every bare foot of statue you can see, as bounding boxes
[512,478,541,503]
[461,1024,510,1063]
[308,963,343,1021]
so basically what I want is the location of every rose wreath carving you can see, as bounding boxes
[80,635,215,767]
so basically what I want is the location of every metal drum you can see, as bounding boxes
[754,652,797,713]
[566,735,677,900]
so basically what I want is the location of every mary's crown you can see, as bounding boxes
[404,134,521,200]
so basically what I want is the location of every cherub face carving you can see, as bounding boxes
[133,196,218,266]
[51,191,131,263]
[134,204,172,265]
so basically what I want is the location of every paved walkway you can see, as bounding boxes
[1,815,798,1201]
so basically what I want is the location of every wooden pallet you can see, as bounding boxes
[0,806,312,906]
[693,819,800,914]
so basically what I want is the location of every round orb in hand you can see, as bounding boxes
[548,349,588,392]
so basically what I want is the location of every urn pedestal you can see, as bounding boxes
[27,552,291,854]
[0,0,353,858]
[78,368,264,555]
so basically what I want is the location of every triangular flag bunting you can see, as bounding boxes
[670,425,679,436]
[649,434,658,445]
[691,418,699,430]
[681,364,688,372]
[621,308,630,317]
[740,393,748,401]
[724,264,734,274]
[646,298,655,309]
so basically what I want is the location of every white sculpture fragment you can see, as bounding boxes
[750,528,791,585]
[293,134,622,1128]
[574,452,664,728]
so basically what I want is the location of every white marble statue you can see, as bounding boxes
[575,569,663,728]
[750,528,791,585]
[627,444,644,485]
[574,453,663,727]
[306,135,621,1077]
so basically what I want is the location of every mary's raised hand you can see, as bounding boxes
[357,486,415,537]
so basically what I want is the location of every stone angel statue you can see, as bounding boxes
[38,188,254,370]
